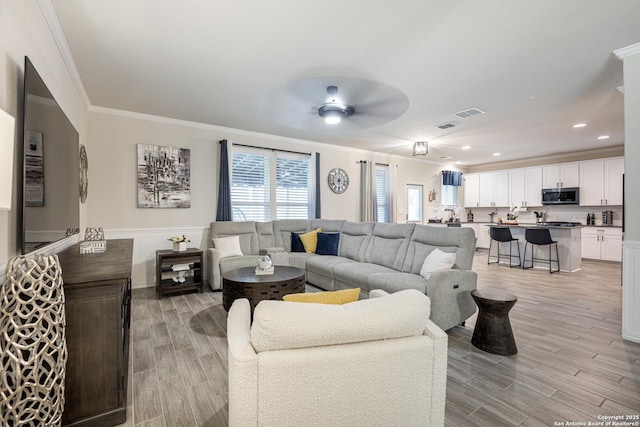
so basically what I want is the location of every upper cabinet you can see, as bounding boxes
[463,173,480,208]
[509,167,542,207]
[542,162,579,188]
[478,170,509,208]
[579,157,624,206]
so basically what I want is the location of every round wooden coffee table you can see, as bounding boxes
[222,266,305,312]
[471,288,518,356]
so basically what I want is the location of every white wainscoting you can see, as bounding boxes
[623,239,640,343]
[105,226,210,289]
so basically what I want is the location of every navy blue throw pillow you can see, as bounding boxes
[291,232,305,252]
[315,232,340,255]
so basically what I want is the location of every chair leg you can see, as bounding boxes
[522,242,529,269]
[553,242,560,273]
[516,241,522,267]
[488,239,493,264]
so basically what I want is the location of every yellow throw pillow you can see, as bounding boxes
[299,228,322,253]
[283,288,361,305]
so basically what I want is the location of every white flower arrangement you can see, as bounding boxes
[507,206,521,221]
[168,235,190,243]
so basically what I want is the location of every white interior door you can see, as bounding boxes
[406,184,423,223]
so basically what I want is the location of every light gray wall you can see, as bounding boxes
[87,111,456,229]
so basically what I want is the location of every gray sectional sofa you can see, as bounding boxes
[207,219,478,331]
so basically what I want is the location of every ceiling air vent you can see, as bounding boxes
[452,107,485,119]
[436,122,456,130]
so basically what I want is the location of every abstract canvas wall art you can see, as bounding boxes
[137,144,190,208]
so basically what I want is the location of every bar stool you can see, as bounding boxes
[488,227,521,267]
[522,228,560,273]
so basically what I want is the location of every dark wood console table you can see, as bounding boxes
[57,239,133,426]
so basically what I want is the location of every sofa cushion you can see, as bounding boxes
[420,248,456,280]
[211,221,259,255]
[367,272,428,294]
[283,288,360,304]
[332,262,397,291]
[272,220,311,251]
[291,232,305,252]
[338,221,375,261]
[404,225,476,273]
[213,235,244,258]
[251,289,430,352]
[364,223,415,271]
[316,232,340,255]
[310,219,345,232]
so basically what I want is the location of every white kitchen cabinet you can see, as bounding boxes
[542,162,579,188]
[476,225,491,249]
[581,227,622,261]
[478,170,509,208]
[604,157,624,205]
[579,157,624,206]
[464,173,480,208]
[509,167,542,207]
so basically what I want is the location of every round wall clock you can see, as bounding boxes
[328,167,349,194]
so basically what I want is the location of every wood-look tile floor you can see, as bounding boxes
[118,252,640,426]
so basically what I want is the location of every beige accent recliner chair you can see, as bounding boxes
[226,289,448,427]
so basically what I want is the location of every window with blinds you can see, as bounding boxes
[231,151,270,221]
[231,147,311,221]
[376,165,390,223]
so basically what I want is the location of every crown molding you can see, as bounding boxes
[614,42,640,60]
[88,105,446,166]
[37,0,91,109]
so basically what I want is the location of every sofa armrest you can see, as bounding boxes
[423,319,448,426]
[227,299,258,426]
[206,248,222,290]
[425,269,477,331]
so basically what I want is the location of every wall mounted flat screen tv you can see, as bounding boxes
[22,57,80,253]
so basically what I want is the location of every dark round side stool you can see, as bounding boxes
[471,289,518,356]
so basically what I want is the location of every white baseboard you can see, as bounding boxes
[623,240,640,343]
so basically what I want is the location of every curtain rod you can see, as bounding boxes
[220,140,310,156]
[357,160,389,166]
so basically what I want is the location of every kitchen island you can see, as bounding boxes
[485,224,582,272]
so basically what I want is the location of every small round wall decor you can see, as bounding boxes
[328,168,349,194]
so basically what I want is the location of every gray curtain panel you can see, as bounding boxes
[216,139,232,221]
[359,160,377,222]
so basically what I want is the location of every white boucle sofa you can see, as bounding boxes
[227,289,447,427]
[208,219,478,331]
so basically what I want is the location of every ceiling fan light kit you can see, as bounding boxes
[318,103,354,124]
[318,85,355,125]
[413,141,428,156]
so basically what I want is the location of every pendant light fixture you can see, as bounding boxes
[413,141,428,156]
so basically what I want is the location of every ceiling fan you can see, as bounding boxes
[268,77,410,131]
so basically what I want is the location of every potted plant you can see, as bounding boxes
[168,235,190,252]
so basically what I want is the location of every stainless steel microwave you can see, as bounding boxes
[541,187,579,205]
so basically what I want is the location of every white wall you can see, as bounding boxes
[0,0,87,269]
[620,46,640,343]
[88,110,458,287]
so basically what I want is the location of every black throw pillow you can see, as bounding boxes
[290,232,305,252]
[315,232,340,256]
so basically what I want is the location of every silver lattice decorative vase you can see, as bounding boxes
[0,255,68,426]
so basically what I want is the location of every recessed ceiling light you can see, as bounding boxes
[461,146,471,150]
[492,152,501,156]
[597,135,610,140]
[455,161,462,164]
[573,123,587,128]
